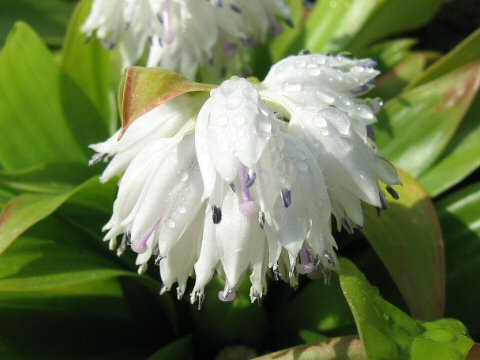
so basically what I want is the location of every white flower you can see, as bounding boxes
[82,0,291,78]
[260,53,401,229]
[91,53,400,306]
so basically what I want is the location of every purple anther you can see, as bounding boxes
[386,185,399,200]
[281,188,292,208]
[245,172,257,188]
[296,246,314,274]
[266,12,284,35]
[366,59,378,68]
[366,124,376,141]
[368,98,383,115]
[218,289,237,302]
[162,0,176,45]
[351,84,370,94]
[239,164,259,216]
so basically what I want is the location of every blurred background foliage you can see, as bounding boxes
[0,0,479,358]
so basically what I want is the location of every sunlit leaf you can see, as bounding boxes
[419,93,480,196]
[408,28,480,89]
[362,169,444,320]
[120,66,215,137]
[370,52,439,100]
[0,176,109,255]
[0,22,87,170]
[304,0,442,54]
[253,336,366,360]
[375,61,480,177]
[437,182,480,338]
[339,258,474,360]
[61,0,118,135]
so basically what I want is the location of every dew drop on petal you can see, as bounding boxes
[226,96,242,110]
[284,82,302,92]
[233,114,246,127]
[165,217,176,228]
[178,206,187,214]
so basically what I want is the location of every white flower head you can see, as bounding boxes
[91,52,400,306]
[82,0,291,78]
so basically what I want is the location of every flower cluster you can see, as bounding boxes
[82,0,291,79]
[91,53,400,306]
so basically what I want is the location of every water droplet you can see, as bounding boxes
[233,114,246,127]
[296,160,309,172]
[308,68,321,76]
[217,115,228,126]
[313,115,327,128]
[259,120,272,133]
[178,206,187,214]
[180,172,189,182]
[316,91,335,104]
[284,82,302,92]
[226,96,242,110]
[165,218,176,228]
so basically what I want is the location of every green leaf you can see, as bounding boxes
[419,93,480,196]
[437,182,480,338]
[0,161,100,194]
[0,176,110,255]
[375,61,480,177]
[364,38,417,69]
[253,336,367,360]
[0,192,73,255]
[304,0,442,54]
[270,275,355,349]
[120,66,215,136]
[339,258,474,360]
[0,218,130,292]
[191,277,268,351]
[60,0,118,135]
[408,28,480,89]
[370,52,439,101]
[362,169,444,320]
[147,335,192,360]
[0,0,74,47]
[0,22,87,170]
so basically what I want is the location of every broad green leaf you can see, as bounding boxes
[370,52,439,100]
[0,23,87,170]
[339,258,474,360]
[0,161,99,194]
[362,169,444,320]
[419,93,480,196]
[147,335,192,360]
[375,61,480,176]
[270,275,355,349]
[120,66,215,136]
[345,0,443,53]
[254,336,367,360]
[364,38,417,69]
[0,176,110,255]
[437,182,480,338]
[0,0,74,47]
[408,28,480,89]
[61,0,118,135]
[0,192,73,255]
[304,0,442,54]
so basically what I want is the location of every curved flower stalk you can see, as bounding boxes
[82,0,291,79]
[91,53,400,306]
